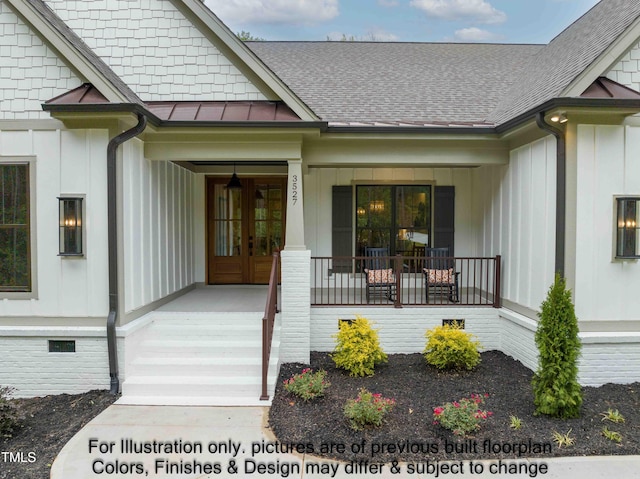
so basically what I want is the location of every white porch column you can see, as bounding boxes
[284,159,305,250]
[280,159,311,362]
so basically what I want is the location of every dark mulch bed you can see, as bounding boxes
[268,351,640,464]
[1,390,117,479]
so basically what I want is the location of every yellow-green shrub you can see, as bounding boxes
[331,316,387,376]
[423,322,481,370]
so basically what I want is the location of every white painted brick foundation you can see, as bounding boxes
[279,250,311,363]
[310,307,501,354]
[0,330,110,397]
[498,309,539,372]
[2,306,640,397]
[579,333,640,386]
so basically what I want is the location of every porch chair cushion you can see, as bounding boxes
[423,268,454,284]
[366,268,395,284]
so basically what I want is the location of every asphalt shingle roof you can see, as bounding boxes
[249,0,640,127]
[488,0,640,124]
[248,41,543,125]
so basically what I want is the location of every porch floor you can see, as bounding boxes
[157,285,275,312]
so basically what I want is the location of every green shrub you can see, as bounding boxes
[532,273,582,419]
[331,315,387,377]
[0,386,24,438]
[423,322,481,370]
[344,388,395,430]
[433,394,492,437]
[283,368,330,401]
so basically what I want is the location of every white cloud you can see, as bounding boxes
[205,0,339,25]
[410,0,507,24]
[451,27,502,42]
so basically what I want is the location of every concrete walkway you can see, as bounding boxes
[52,405,640,479]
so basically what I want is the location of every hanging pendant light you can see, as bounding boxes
[226,163,242,189]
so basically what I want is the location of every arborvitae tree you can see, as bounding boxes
[532,273,583,419]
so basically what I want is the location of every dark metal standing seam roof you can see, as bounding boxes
[45,84,303,123]
[145,101,301,122]
[581,76,640,98]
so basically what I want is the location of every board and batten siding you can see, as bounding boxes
[0,127,110,317]
[304,167,477,259]
[0,1,82,119]
[573,124,640,323]
[122,141,196,316]
[472,137,556,313]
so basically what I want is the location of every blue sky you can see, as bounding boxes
[204,0,601,44]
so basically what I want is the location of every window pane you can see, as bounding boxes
[0,226,29,290]
[396,186,431,254]
[356,186,392,255]
[1,164,28,225]
[0,164,30,291]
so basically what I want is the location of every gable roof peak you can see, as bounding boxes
[487,0,640,124]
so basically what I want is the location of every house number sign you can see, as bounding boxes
[291,174,298,205]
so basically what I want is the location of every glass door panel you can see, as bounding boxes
[396,186,431,255]
[207,176,286,284]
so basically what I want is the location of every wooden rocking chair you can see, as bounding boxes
[363,247,397,303]
[423,247,459,303]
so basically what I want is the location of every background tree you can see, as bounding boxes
[532,273,583,419]
[236,31,265,41]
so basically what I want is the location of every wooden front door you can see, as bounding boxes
[207,176,286,284]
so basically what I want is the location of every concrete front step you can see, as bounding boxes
[136,339,263,357]
[122,375,266,398]
[120,312,281,406]
[147,312,265,325]
[117,395,273,406]
[129,355,279,377]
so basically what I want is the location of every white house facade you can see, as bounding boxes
[1,0,640,404]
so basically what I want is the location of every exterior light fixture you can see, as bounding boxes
[357,206,366,217]
[369,200,385,212]
[226,163,242,189]
[550,112,568,123]
[616,197,640,259]
[58,197,83,256]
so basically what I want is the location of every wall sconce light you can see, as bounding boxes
[369,200,385,212]
[616,197,640,259]
[550,112,568,124]
[58,197,83,256]
[226,163,242,189]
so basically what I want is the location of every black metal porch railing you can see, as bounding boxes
[311,255,501,308]
[260,251,279,401]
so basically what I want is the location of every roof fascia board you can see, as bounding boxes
[5,0,131,103]
[43,98,640,135]
[496,97,640,135]
[173,0,319,122]
[561,15,640,97]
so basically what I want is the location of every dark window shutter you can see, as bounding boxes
[434,186,455,256]
[332,185,353,273]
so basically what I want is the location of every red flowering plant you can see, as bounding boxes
[344,388,396,430]
[283,368,330,401]
[433,393,492,437]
